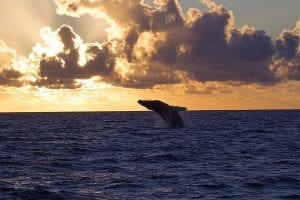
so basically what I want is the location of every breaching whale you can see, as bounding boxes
[137,100,186,128]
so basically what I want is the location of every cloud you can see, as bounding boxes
[54,0,151,31]
[276,30,299,61]
[146,7,277,84]
[28,0,300,89]
[0,69,22,86]
[31,25,116,89]
[185,82,233,95]
[0,40,23,86]
[185,85,217,95]
[31,25,183,89]
[272,21,300,81]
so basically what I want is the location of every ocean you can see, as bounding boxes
[0,111,299,199]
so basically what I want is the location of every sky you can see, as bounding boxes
[0,0,299,111]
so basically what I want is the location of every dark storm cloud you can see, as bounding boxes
[124,29,139,62]
[33,25,117,89]
[272,26,300,81]
[0,47,23,87]
[275,31,299,61]
[33,25,180,89]
[229,29,274,62]
[147,6,278,84]
[151,0,184,31]
[41,0,300,89]
[0,69,22,86]
[287,65,300,81]
[273,56,300,81]
[112,63,183,89]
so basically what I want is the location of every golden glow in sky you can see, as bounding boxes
[0,0,300,111]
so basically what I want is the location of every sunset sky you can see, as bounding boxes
[0,0,299,112]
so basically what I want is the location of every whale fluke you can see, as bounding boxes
[137,100,186,128]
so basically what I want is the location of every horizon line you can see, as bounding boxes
[0,108,299,114]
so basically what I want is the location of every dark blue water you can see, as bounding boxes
[0,111,299,199]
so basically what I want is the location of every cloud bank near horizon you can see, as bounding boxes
[0,0,300,89]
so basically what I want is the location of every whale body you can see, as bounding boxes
[137,100,186,128]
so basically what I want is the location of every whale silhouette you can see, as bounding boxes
[137,100,186,128]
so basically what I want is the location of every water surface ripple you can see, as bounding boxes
[0,111,299,199]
